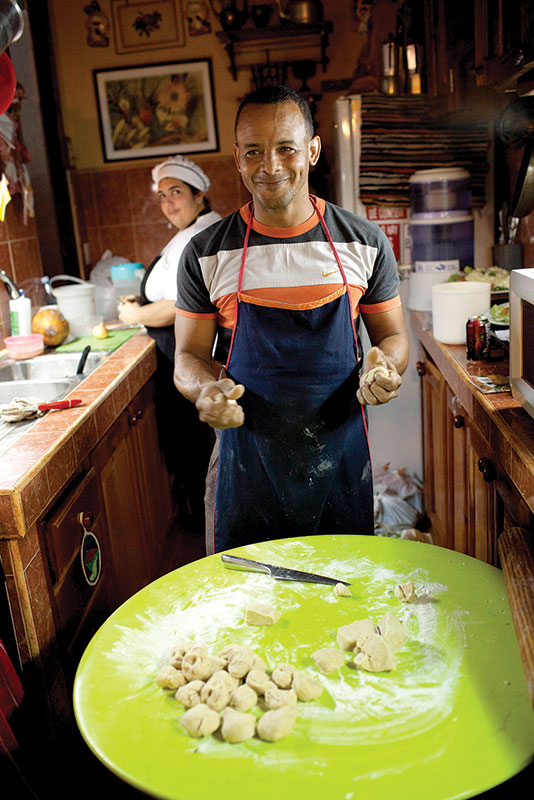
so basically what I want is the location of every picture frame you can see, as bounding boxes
[111,0,185,54]
[93,60,219,162]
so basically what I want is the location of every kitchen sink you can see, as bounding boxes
[0,379,76,406]
[0,352,107,382]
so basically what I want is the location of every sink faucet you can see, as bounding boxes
[0,269,22,300]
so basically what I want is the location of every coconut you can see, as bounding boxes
[32,306,70,347]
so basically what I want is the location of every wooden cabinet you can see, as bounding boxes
[419,348,503,565]
[91,380,172,606]
[39,377,173,685]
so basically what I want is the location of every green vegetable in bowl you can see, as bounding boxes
[490,302,509,325]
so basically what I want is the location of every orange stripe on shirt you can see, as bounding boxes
[239,196,326,239]
[360,296,401,314]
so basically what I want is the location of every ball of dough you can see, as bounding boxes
[156,665,187,690]
[181,703,221,738]
[271,663,296,689]
[200,678,231,712]
[245,602,281,625]
[182,652,226,682]
[353,633,396,672]
[221,707,256,743]
[229,683,258,713]
[175,680,205,707]
[337,619,378,651]
[334,583,352,596]
[257,705,297,742]
[169,641,193,669]
[264,686,297,710]
[395,581,417,603]
[311,647,345,674]
[363,365,389,384]
[245,669,272,695]
[378,611,409,653]
[292,672,323,701]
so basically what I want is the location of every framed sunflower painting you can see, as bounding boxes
[93,59,218,161]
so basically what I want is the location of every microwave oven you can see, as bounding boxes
[510,266,534,419]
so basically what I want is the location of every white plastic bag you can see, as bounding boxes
[373,463,423,536]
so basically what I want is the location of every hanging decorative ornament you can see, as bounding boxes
[83,1,110,47]
[78,512,102,587]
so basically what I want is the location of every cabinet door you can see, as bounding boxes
[126,381,172,577]
[91,407,151,605]
[43,468,114,681]
[419,354,449,547]
[466,421,498,565]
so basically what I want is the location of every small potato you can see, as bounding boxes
[221,707,256,743]
[156,665,187,690]
[181,703,220,738]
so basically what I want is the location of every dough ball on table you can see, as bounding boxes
[337,619,378,651]
[257,705,297,742]
[156,665,187,690]
[395,581,417,603]
[245,668,273,695]
[181,703,221,738]
[264,686,298,710]
[175,680,205,707]
[311,647,345,674]
[353,633,396,672]
[182,652,226,682]
[229,683,258,713]
[169,641,194,669]
[334,583,352,597]
[207,669,240,692]
[378,611,409,653]
[221,645,256,679]
[221,707,256,743]
[245,602,281,626]
[200,678,231,712]
[292,672,323,701]
[251,653,267,671]
[271,663,296,689]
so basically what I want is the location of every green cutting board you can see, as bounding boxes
[56,328,139,352]
[73,535,534,800]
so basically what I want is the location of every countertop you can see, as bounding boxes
[0,331,157,540]
[412,311,534,514]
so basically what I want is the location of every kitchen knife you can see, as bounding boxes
[221,553,351,586]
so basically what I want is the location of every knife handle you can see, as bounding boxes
[221,554,272,575]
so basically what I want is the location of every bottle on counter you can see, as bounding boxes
[0,268,32,335]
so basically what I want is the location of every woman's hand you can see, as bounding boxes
[117,299,141,325]
[195,379,245,429]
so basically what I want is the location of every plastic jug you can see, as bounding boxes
[110,263,145,303]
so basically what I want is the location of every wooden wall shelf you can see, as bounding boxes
[216,22,333,80]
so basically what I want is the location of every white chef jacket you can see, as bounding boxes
[144,210,221,303]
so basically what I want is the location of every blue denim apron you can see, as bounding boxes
[212,199,373,552]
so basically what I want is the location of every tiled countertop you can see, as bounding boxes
[412,312,534,514]
[0,331,157,539]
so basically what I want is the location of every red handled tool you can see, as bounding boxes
[37,399,83,411]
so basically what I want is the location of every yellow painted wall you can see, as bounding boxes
[47,0,371,170]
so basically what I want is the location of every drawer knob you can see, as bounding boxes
[416,361,426,376]
[453,414,464,429]
[81,510,93,527]
[477,457,496,483]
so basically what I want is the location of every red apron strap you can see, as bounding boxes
[224,203,254,371]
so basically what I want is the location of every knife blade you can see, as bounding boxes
[221,554,351,586]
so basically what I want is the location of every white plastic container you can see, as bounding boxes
[49,275,96,323]
[431,282,490,345]
[408,272,449,311]
[10,291,32,335]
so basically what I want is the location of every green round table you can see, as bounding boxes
[74,535,534,800]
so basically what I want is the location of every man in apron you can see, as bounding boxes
[173,85,409,555]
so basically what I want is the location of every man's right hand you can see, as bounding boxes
[195,379,245,429]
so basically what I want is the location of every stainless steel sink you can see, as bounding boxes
[0,379,76,406]
[0,352,107,382]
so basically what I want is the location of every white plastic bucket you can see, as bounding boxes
[50,275,96,322]
[431,282,490,345]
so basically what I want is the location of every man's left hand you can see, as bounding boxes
[357,346,402,406]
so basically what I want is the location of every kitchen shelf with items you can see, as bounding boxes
[216,21,333,82]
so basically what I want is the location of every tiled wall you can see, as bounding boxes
[0,194,44,348]
[69,155,250,275]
